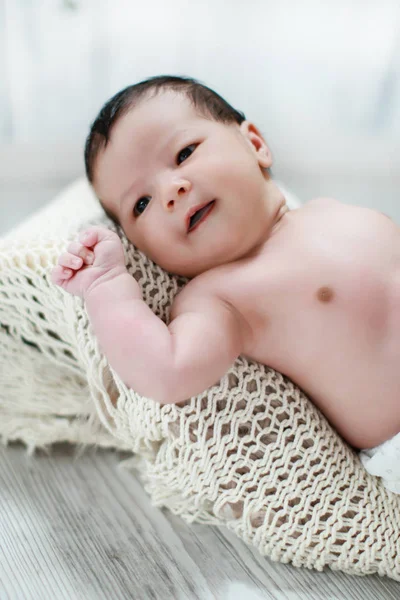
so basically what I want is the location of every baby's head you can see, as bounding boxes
[85,75,286,278]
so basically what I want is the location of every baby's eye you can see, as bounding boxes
[134,196,151,217]
[176,144,196,165]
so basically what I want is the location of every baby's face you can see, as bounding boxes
[93,91,274,277]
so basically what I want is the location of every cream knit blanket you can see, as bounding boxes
[1,179,399,581]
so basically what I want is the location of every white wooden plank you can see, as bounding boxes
[1,444,400,600]
[0,445,209,600]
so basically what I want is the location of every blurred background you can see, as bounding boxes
[1,0,399,234]
[1,4,400,597]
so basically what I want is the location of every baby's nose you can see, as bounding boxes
[163,179,191,210]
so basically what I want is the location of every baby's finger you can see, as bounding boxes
[79,226,116,247]
[58,252,83,270]
[51,265,73,284]
[66,241,95,264]
[78,228,99,247]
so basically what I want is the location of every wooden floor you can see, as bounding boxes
[1,443,400,600]
[1,156,400,599]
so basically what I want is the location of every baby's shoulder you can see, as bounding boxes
[170,271,220,315]
[289,196,347,230]
[301,196,342,212]
[170,264,238,318]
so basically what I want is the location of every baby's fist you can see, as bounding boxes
[51,226,127,298]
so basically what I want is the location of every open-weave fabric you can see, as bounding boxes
[1,179,399,580]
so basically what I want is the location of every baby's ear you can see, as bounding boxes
[239,121,272,168]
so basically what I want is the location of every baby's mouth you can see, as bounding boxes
[187,200,216,233]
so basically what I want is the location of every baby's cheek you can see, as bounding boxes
[129,230,163,267]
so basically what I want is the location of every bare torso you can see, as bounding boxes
[189,198,400,449]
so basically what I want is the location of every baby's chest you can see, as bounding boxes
[225,228,397,362]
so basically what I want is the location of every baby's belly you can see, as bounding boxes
[287,346,400,450]
[246,268,400,449]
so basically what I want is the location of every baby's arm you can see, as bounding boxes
[52,226,243,404]
[164,291,245,402]
[86,279,243,403]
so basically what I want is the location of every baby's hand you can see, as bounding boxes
[51,226,127,298]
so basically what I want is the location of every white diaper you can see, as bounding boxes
[359,432,400,494]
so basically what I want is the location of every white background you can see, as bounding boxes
[0,0,399,230]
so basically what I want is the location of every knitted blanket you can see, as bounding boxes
[1,179,399,581]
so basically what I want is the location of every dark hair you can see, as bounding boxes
[84,75,246,187]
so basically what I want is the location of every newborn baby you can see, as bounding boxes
[52,76,400,469]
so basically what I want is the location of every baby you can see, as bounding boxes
[51,76,400,481]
